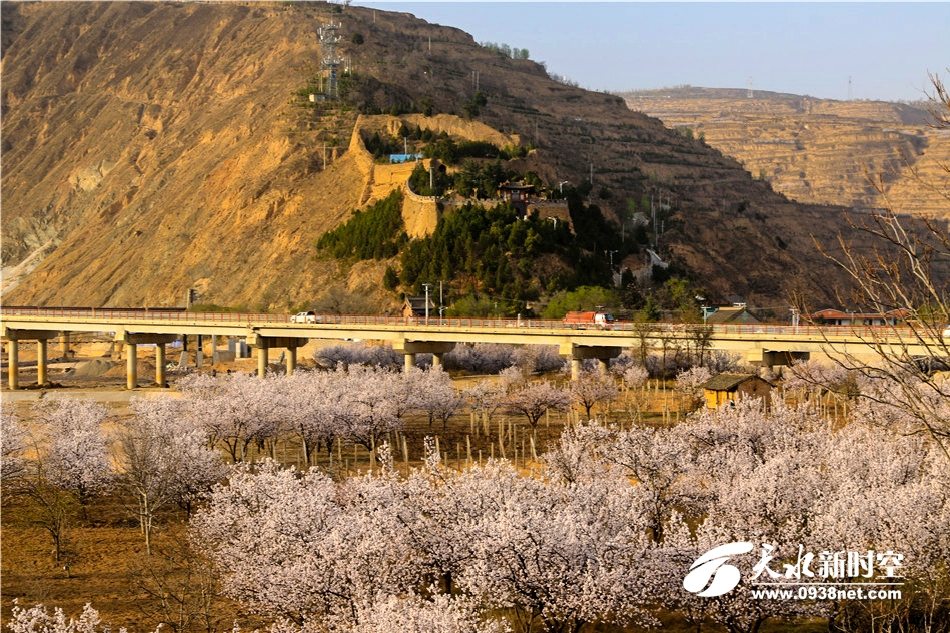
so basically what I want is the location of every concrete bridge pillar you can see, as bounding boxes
[127,343,138,389]
[561,344,622,381]
[597,357,610,375]
[156,344,167,387]
[247,333,308,378]
[3,330,62,389]
[286,346,297,376]
[37,339,48,386]
[761,350,810,370]
[257,347,269,377]
[393,341,455,373]
[7,340,18,390]
[61,333,71,359]
[116,332,179,390]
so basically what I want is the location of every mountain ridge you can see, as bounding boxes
[1,2,927,311]
[622,86,948,219]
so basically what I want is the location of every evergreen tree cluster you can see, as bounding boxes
[424,136,499,164]
[316,191,407,260]
[407,163,452,197]
[315,188,701,320]
[399,202,593,309]
[363,124,522,165]
[362,132,405,158]
[408,161,514,198]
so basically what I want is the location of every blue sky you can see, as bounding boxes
[354,2,949,101]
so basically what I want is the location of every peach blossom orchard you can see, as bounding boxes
[3,350,949,633]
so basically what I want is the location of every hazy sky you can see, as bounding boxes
[354,2,948,102]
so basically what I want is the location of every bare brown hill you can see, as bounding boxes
[0,2,930,310]
[623,87,949,219]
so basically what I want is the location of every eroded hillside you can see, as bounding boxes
[624,87,949,219]
[0,2,924,309]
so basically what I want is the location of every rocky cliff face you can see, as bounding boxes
[1,3,920,309]
[1,2,380,308]
[623,87,949,219]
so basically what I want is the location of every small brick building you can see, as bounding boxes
[702,373,773,409]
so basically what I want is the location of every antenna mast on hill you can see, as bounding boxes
[319,21,343,99]
[848,76,853,100]
[747,77,754,99]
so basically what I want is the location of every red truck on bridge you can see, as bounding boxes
[562,311,617,330]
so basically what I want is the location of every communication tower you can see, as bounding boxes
[747,77,754,99]
[318,21,343,99]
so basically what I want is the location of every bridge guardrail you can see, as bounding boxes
[0,306,931,341]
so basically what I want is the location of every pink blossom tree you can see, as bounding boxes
[618,364,649,390]
[453,461,657,632]
[1,404,27,483]
[616,364,651,422]
[33,399,113,515]
[504,381,570,429]
[280,370,341,467]
[464,380,508,428]
[603,424,699,542]
[352,594,509,633]
[340,367,403,450]
[11,399,113,561]
[192,460,417,629]
[7,601,143,633]
[542,421,613,484]
[674,366,712,412]
[178,372,282,462]
[414,368,466,430]
[569,370,619,419]
[117,398,225,553]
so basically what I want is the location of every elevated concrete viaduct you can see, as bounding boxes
[1,307,939,390]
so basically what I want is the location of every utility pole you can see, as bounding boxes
[604,249,618,271]
[422,283,432,325]
[439,281,444,324]
[651,193,657,248]
[696,295,709,324]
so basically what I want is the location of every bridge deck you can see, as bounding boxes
[1,306,939,350]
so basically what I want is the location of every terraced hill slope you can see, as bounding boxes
[623,87,949,219]
[1,3,929,310]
